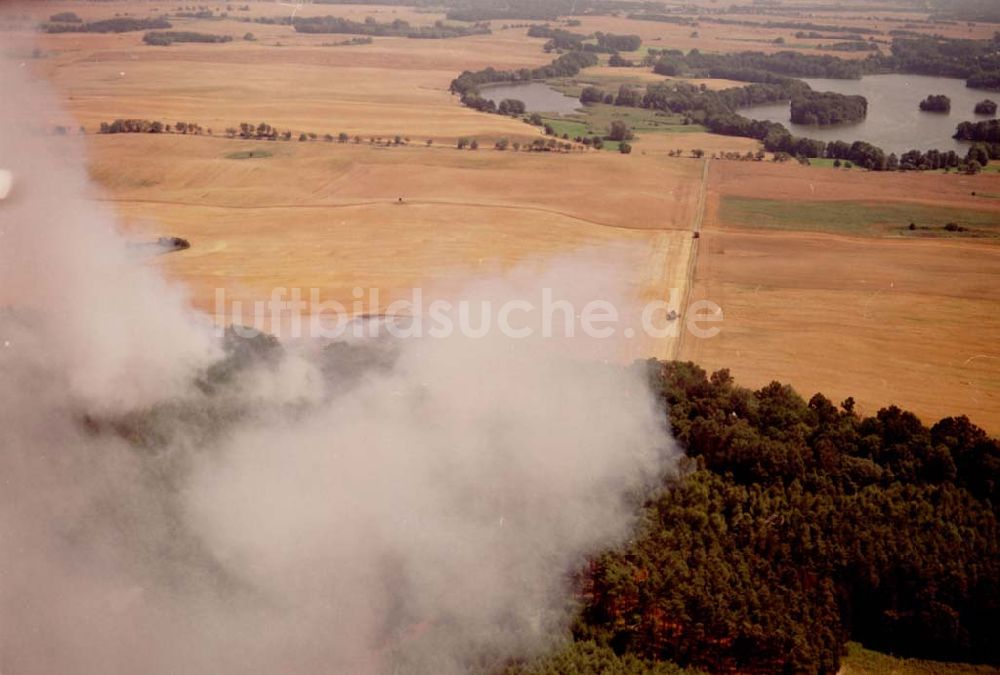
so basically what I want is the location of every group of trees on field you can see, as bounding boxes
[99,119,170,134]
[43,16,171,33]
[48,11,81,23]
[439,0,634,22]
[143,31,232,46]
[653,49,866,80]
[293,16,489,39]
[527,25,641,54]
[563,361,1000,674]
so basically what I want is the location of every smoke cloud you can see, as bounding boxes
[0,57,676,674]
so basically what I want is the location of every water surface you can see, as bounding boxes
[743,74,997,154]
[479,81,582,115]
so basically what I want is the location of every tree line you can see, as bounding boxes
[143,31,233,46]
[527,25,642,54]
[648,34,1000,93]
[450,51,599,100]
[954,118,1000,142]
[43,16,172,33]
[442,0,645,22]
[565,361,1000,674]
[293,16,490,39]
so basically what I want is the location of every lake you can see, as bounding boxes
[479,81,582,115]
[743,74,997,154]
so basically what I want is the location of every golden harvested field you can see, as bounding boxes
[704,161,1000,211]
[684,161,1000,432]
[5,0,705,362]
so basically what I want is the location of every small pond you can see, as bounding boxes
[479,81,582,115]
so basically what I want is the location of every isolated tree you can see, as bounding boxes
[470,139,479,150]
[495,137,509,150]
[299,133,308,141]
[457,137,469,149]
[338,132,349,143]
[692,148,705,158]
[324,133,334,142]
[607,120,634,142]
[619,142,632,154]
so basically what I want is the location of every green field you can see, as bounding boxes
[841,642,1000,675]
[807,157,855,169]
[719,197,1000,238]
[539,99,704,152]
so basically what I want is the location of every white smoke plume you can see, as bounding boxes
[0,57,676,674]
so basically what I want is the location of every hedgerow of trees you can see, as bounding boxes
[527,25,641,54]
[48,11,81,23]
[954,118,1000,142]
[43,16,172,33]
[293,15,489,39]
[143,31,233,46]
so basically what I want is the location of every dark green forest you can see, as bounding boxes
[549,361,999,674]
[79,324,999,674]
